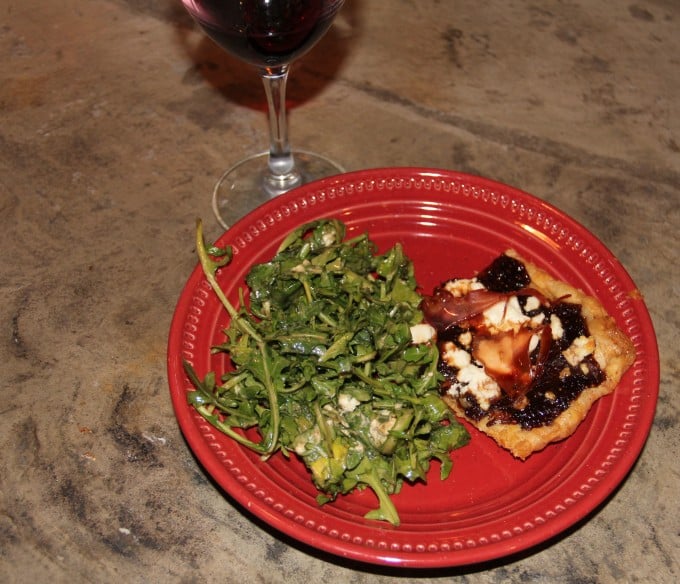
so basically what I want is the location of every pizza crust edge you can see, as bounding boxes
[443,249,636,460]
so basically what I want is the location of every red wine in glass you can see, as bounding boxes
[182,0,346,229]
[186,0,342,69]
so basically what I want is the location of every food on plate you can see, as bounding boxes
[184,219,469,525]
[421,250,635,460]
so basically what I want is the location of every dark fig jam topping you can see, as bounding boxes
[495,352,601,429]
[436,324,469,346]
[477,254,531,292]
[438,321,605,430]
[550,302,589,349]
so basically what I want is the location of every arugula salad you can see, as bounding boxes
[184,218,469,525]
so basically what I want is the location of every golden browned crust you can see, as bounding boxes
[445,249,636,460]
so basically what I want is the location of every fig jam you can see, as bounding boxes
[477,254,531,292]
[454,345,605,429]
[550,302,588,350]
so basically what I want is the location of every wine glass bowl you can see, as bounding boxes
[181,0,346,229]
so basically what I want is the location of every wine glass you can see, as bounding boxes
[181,0,346,230]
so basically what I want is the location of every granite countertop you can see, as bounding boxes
[1,0,677,582]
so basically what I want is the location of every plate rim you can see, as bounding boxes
[167,167,659,568]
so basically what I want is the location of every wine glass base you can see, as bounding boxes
[212,151,344,231]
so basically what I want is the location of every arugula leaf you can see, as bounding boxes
[184,219,469,525]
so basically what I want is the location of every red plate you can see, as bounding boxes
[167,168,658,567]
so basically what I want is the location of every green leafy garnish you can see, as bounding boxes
[185,218,469,525]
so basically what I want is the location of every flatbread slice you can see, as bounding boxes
[425,249,636,460]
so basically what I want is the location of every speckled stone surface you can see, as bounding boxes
[1,0,678,582]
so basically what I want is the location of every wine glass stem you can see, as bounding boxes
[260,67,302,197]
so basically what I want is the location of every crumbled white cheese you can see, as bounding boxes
[458,331,473,347]
[524,296,540,312]
[454,362,501,410]
[291,259,311,273]
[321,230,336,246]
[483,296,530,333]
[259,300,272,319]
[410,323,436,344]
[293,426,321,455]
[563,335,595,367]
[531,313,546,327]
[550,314,564,340]
[442,344,472,369]
[369,413,396,447]
[337,393,360,413]
[482,300,506,328]
[529,333,540,353]
[442,342,501,410]
[444,278,485,297]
